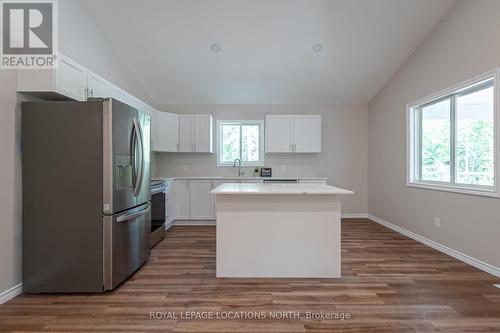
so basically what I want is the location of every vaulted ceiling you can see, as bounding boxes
[81,0,458,105]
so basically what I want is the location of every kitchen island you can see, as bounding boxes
[211,183,353,278]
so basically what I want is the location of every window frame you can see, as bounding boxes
[406,69,500,198]
[216,119,265,167]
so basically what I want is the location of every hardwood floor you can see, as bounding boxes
[1,218,500,332]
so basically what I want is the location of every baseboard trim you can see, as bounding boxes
[172,215,368,225]
[0,283,22,305]
[367,214,500,278]
[173,220,216,226]
[341,213,369,219]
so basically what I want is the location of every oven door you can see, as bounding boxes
[151,190,166,247]
[103,203,151,290]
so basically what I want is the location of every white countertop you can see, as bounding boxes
[211,183,354,195]
[151,176,328,181]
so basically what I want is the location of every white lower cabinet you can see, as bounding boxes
[189,180,214,219]
[173,180,189,220]
[165,180,175,225]
[172,179,214,220]
[169,178,327,222]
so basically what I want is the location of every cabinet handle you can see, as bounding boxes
[84,87,89,99]
[90,89,94,97]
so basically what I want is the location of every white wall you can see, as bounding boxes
[154,104,368,214]
[0,70,22,298]
[59,0,151,103]
[0,0,151,297]
[368,0,500,268]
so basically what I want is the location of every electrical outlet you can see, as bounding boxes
[433,217,441,228]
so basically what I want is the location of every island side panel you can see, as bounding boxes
[215,194,341,278]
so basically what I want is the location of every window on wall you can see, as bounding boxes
[217,120,264,166]
[407,70,499,197]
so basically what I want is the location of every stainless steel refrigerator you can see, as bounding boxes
[22,98,151,292]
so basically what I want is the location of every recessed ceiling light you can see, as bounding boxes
[210,43,221,53]
[312,43,323,53]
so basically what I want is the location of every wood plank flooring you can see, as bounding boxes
[1,218,500,332]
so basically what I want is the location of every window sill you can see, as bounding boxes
[407,181,499,198]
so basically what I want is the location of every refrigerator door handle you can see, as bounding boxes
[130,121,138,193]
[135,118,145,196]
[132,118,143,197]
[116,204,151,223]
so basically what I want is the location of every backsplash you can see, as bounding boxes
[153,152,325,179]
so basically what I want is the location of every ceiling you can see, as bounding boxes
[81,0,458,106]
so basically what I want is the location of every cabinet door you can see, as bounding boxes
[150,110,159,151]
[110,84,129,105]
[265,115,292,153]
[55,54,87,101]
[189,180,214,220]
[178,115,194,152]
[293,115,321,152]
[86,71,109,99]
[194,115,213,153]
[173,180,189,220]
[166,181,175,224]
[157,112,179,152]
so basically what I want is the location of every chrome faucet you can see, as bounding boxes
[233,158,244,177]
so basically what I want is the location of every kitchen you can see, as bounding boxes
[2,0,500,332]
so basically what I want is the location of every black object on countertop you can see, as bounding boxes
[260,168,272,177]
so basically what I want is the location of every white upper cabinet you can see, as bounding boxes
[179,115,195,152]
[293,115,321,152]
[56,55,87,101]
[194,115,213,153]
[109,84,129,105]
[156,112,179,152]
[128,96,146,113]
[265,115,321,153]
[17,53,87,101]
[178,114,213,153]
[265,115,293,152]
[86,70,110,99]
[150,110,159,151]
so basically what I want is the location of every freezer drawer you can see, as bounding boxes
[103,203,151,290]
